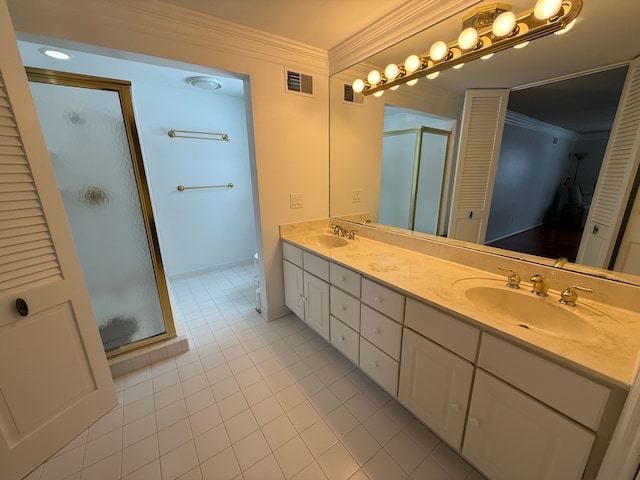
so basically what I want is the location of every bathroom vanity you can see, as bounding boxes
[280,220,640,480]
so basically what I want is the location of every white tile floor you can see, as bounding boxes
[25,262,486,480]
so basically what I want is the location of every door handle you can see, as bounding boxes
[15,298,29,317]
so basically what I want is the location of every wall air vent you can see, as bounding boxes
[286,70,313,95]
[344,84,364,104]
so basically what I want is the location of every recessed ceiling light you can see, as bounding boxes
[39,48,70,60]
[186,76,223,91]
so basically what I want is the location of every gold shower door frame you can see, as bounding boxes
[26,67,176,358]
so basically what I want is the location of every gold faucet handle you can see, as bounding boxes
[560,285,594,306]
[497,266,521,288]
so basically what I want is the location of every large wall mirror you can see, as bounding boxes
[330,0,640,286]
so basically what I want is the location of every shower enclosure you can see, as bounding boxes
[27,68,175,356]
[379,127,451,235]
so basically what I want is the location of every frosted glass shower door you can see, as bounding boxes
[379,131,417,229]
[28,74,172,352]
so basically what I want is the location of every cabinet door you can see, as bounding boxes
[284,260,304,319]
[463,370,595,480]
[398,329,473,448]
[304,272,330,340]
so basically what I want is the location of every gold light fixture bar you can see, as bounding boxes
[356,0,582,96]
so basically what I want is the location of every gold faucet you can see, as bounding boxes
[331,224,347,237]
[553,257,568,268]
[560,285,594,306]
[530,274,549,296]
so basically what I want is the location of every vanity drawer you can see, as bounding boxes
[283,242,303,267]
[303,251,329,281]
[330,263,361,297]
[361,305,402,360]
[330,316,359,365]
[479,334,610,430]
[360,338,399,396]
[361,278,405,322]
[405,298,479,362]
[330,286,360,331]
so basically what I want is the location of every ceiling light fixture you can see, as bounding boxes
[352,0,582,96]
[39,48,70,60]
[186,76,223,91]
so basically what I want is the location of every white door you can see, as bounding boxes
[0,2,117,479]
[463,370,594,480]
[448,89,509,243]
[577,57,640,269]
[303,272,330,340]
[398,329,473,449]
[283,259,304,319]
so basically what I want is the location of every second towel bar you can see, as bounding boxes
[177,183,234,191]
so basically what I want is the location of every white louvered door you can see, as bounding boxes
[577,57,640,270]
[448,89,509,243]
[0,2,117,479]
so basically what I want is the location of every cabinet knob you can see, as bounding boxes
[450,403,460,412]
[15,298,29,317]
[339,275,346,281]
[373,327,380,334]
[468,417,480,428]
[374,296,382,303]
[339,335,345,341]
[371,361,379,368]
[340,305,346,311]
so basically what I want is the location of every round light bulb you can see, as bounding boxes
[534,0,563,20]
[458,28,479,50]
[430,41,449,62]
[407,79,419,86]
[384,63,400,81]
[453,63,464,69]
[390,85,400,90]
[373,90,384,97]
[492,11,517,37]
[554,18,576,35]
[367,70,381,85]
[481,53,494,60]
[352,78,365,93]
[426,72,440,80]
[404,55,421,74]
[514,41,530,49]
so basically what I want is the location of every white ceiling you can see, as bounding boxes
[157,0,410,51]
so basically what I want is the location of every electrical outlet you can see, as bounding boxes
[352,189,362,203]
[290,193,303,209]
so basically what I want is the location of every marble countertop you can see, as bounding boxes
[281,226,640,389]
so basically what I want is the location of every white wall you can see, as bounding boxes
[7,0,330,320]
[133,84,256,276]
[572,132,610,187]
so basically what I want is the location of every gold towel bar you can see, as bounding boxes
[168,129,229,141]
[177,183,234,191]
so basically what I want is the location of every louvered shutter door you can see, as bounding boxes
[0,73,63,296]
[448,89,509,243]
[577,57,640,268]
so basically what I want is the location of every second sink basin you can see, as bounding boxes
[452,279,603,340]
[307,234,349,248]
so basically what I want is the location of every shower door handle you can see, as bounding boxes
[15,298,29,317]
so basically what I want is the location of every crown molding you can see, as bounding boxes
[328,0,480,75]
[8,0,329,74]
[506,110,579,141]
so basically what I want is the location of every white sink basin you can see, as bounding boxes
[452,279,602,340]
[307,234,349,248]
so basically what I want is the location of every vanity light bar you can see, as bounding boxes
[354,0,582,96]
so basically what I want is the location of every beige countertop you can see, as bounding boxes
[281,226,640,389]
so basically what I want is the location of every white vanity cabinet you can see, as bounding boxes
[463,370,595,480]
[282,243,330,340]
[329,263,361,364]
[463,334,612,480]
[399,298,478,449]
